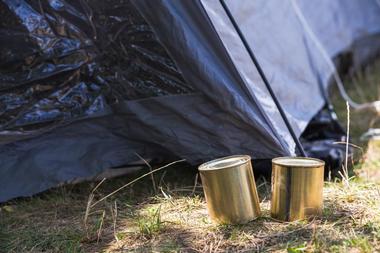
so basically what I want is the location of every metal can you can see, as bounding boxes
[271,157,325,221]
[199,155,261,224]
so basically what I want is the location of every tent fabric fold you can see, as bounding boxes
[0,0,380,202]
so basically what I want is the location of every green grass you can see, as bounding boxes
[1,60,380,252]
[137,206,164,238]
[0,227,83,253]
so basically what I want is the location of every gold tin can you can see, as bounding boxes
[199,155,261,224]
[271,157,325,221]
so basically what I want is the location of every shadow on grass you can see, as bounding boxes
[1,155,379,252]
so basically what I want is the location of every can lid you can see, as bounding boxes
[198,155,251,171]
[272,157,325,167]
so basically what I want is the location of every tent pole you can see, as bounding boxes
[219,0,306,157]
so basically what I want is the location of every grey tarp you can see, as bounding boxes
[1,0,380,202]
[203,0,380,135]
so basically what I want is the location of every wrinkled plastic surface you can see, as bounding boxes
[0,0,288,202]
[0,0,192,140]
[0,0,380,202]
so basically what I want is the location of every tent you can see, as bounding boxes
[1,0,380,202]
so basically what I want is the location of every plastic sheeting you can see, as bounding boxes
[301,106,351,177]
[1,0,380,202]
[0,0,193,143]
[205,0,380,136]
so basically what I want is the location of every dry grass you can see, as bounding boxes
[331,59,380,143]
[98,178,380,253]
[356,140,380,183]
[1,60,380,252]
[1,172,380,252]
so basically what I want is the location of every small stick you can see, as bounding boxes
[343,101,350,187]
[191,173,199,196]
[135,152,157,194]
[96,210,106,243]
[112,201,118,242]
[84,178,107,228]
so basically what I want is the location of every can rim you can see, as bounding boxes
[198,155,251,171]
[272,156,325,167]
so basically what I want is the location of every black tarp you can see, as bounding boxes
[0,0,379,202]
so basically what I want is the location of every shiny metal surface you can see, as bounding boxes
[199,155,261,224]
[271,157,325,221]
